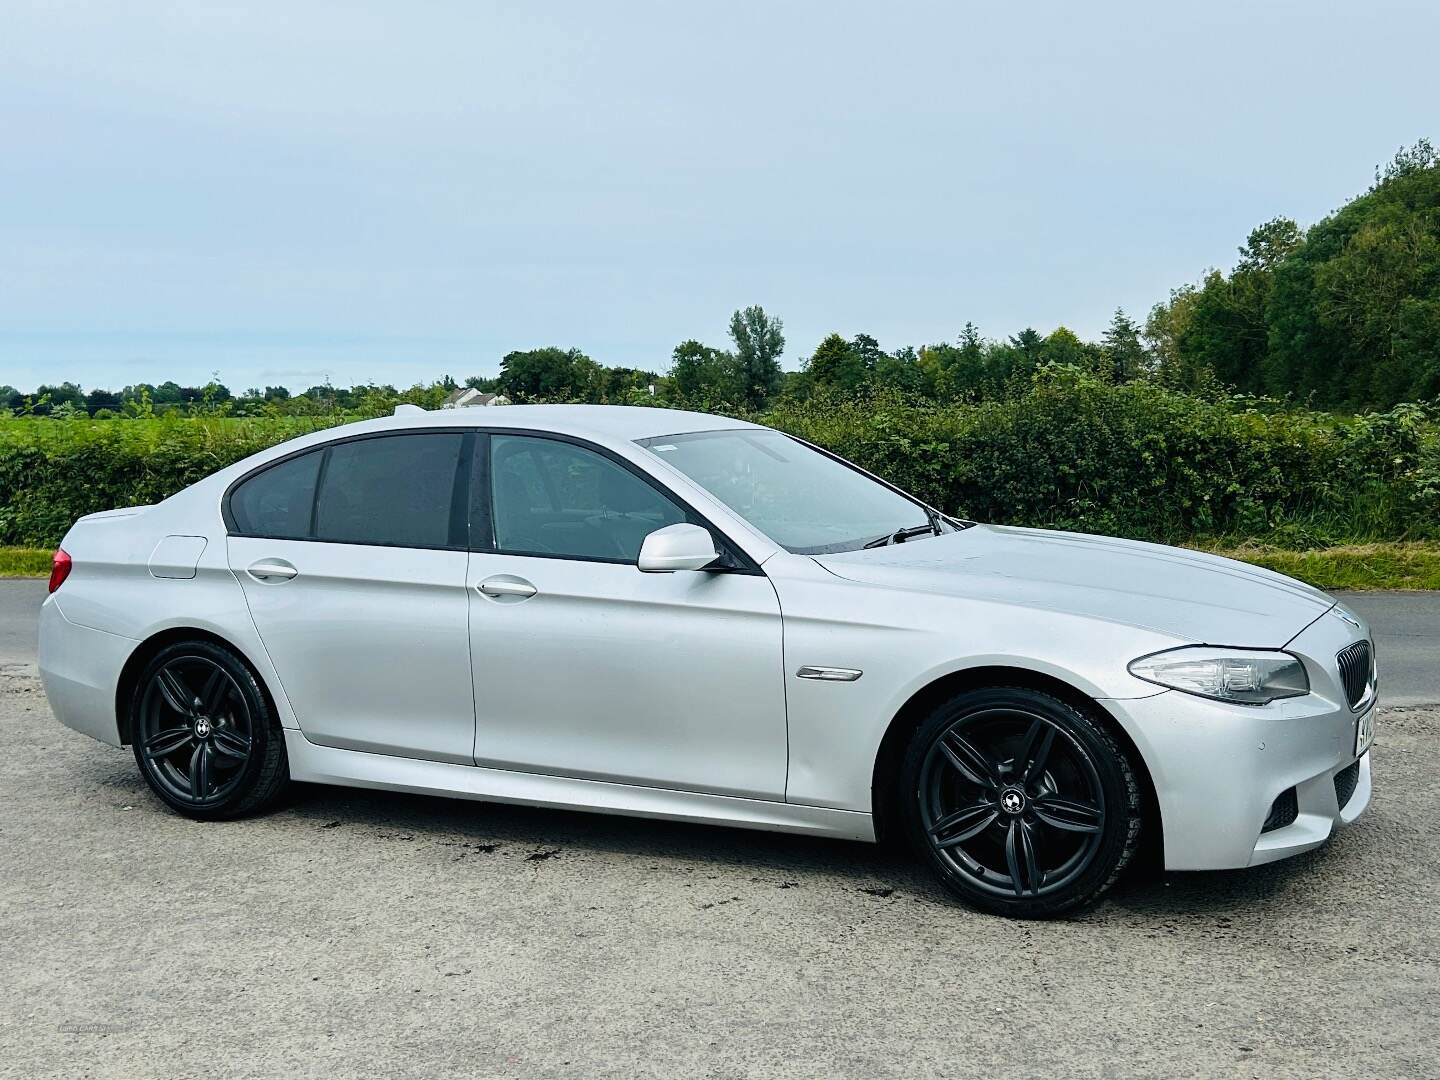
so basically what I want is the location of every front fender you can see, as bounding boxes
[768,554,1174,811]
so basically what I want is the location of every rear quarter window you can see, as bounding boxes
[228,451,321,539]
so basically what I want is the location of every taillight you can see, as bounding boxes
[48,549,72,594]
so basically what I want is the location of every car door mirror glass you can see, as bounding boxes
[637,523,719,573]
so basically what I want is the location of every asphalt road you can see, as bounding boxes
[5,579,1435,701]
[2,579,1439,1077]
[2,665,1438,1078]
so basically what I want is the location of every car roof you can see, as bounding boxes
[379,404,762,442]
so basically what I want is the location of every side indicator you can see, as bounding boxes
[796,666,862,682]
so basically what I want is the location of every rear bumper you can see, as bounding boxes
[1108,688,1374,871]
[37,595,136,748]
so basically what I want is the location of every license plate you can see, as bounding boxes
[1355,709,1375,757]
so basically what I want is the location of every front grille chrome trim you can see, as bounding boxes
[1335,640,1375,712]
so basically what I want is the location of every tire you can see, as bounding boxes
[129,640,290,820]
[899,686,1142,918]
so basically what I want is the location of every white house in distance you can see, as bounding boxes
[440,388,510,408]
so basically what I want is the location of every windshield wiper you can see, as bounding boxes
[863,509,944,548]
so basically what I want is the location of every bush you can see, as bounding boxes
[1,372,1435,548]
[0,414,342,547]
[764,370,1439,546]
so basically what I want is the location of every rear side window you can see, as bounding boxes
[228,451,321,539]
[228,432,466,548]
[314,433,464,548]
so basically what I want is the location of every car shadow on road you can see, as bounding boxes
[271,778,1343,922]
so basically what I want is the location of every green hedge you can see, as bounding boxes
[1,372,1436,548]
[0,415,342,548]
[764,371,1440,547]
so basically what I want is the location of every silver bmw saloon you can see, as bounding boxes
[38,404,1375,917]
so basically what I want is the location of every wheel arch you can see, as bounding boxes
[869,665,1162,851]
[113,627,277,746]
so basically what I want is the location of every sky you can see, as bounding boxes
[3,0,1437,394]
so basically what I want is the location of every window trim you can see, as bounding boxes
[222,427,474,553]
[222,425,764,573]
[475,429,763,574]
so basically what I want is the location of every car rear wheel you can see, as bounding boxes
[900,686,1142,918]
[129,640,289,819]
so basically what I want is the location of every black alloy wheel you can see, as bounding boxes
[901,686,1142,918]
[130,640,289,819]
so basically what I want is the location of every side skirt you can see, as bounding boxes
[284,731,876,842]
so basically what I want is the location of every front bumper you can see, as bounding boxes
[1106,609,1376,871]
[1111,688,1372,869]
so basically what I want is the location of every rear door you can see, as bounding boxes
[226,430,477,764]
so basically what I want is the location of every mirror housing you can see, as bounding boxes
[637,523,719,573]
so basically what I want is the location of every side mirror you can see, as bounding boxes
[637,523,719,573]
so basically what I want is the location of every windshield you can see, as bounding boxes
[639,428,936,554]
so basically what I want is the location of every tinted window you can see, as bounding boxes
[229,451,321,539]
[490,435,687,561]
[314,433,465,548]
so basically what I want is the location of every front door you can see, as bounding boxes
[467,433,787,799]
[227,431,476,763]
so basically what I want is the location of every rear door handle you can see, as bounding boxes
[477,576,537,600]
[247,559,298,583]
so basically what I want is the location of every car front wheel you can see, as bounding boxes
[901,686,1142,918]
[129,640,289,820]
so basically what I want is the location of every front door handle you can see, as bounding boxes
[477,576,537,600]
[247,559,298,583]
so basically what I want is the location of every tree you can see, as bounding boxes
[32,382,85,415]
[669,340,743,405]
[1011,328,1044,359]
[1148,142,1440,408]
[805,333,869,394]
[728,305,785,408]
[1237,217,1303,274]
[873,344,928,396]
[85,388,121,413]
[849,334,887,376]
[496,347,602,402]
[598,366,657,403]
[1100,309,1148,383]
[1039,327,1093,369]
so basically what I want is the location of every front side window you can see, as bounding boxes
[640,428,932,554]
[229,432,465,548]
[489,435,688,562]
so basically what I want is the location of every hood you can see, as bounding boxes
[813,524,1334,648]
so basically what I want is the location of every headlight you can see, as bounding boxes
[1127,647,1309,705]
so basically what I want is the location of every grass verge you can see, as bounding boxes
[1199,541,1440,591]
[0,548,53,577]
